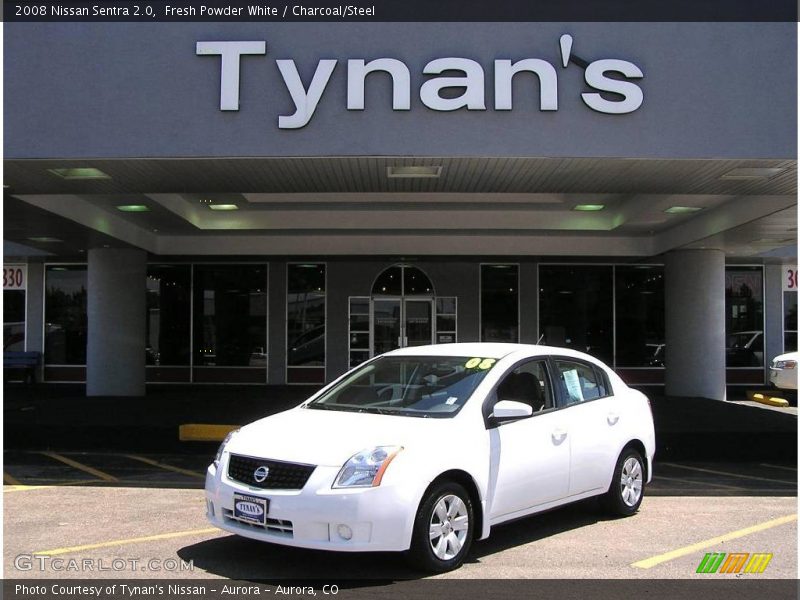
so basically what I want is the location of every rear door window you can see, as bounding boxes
[553,360,606,405]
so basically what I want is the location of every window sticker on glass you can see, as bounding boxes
[563,369,584,402]
[465,358,496,370]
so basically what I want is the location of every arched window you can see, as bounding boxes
[371,265,435,297]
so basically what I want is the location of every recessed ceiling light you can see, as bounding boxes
[387,166,442,178]
[664,206,704,214]
[720,167,784,180]
[208,204,239,211]
[48,167,111,180]
[573,204,605,211]
[116,204,150,212]
[27,236,62,243]
[749,238,783,244]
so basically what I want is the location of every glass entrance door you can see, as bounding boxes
[371,298,434,355]
[404,299,434,348]
[373,299,402,356]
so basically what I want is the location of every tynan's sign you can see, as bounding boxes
[197,34,644,129]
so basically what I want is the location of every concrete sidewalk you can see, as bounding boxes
[4,383,797,460]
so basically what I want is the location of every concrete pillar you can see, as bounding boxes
[665,249,726,400]
[86,248,146,396]
[20,261,45,382]
[764,264,785,365]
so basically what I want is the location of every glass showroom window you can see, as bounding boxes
[539,265,613,365]
[192,265,267,367]
[784,290,797,352]
[725,266,764,367]
[4,288,25,351]
[480,264,519,343]
[287,264,326,380]
[146,265,191,366]
[615,266,665,367]
[44,265,87,365]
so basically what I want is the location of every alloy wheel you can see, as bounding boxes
[428,494,469,560]
[620,456,643,507]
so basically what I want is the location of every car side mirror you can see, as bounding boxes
[491,400,533,422]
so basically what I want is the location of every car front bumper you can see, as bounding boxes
[204,456,419,552]
[769,367,797,391]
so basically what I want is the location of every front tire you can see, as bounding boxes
[602,448,645,516]
[407,481,474,573]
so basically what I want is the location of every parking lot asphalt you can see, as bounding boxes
[3,451,797,581]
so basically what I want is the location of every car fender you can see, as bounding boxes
[378,428,491,542]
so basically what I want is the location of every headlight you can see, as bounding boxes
[213,429,239,466]
[333,446,403,488]
[775,360,797,369]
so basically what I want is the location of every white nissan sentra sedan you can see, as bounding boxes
[769,351,798,391]
[205,343,655,572]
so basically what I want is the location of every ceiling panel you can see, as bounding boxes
[4,157,796,196]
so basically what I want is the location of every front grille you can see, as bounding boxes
[223,509,293,537]
[227,454,316,490]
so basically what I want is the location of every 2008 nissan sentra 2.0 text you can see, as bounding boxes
[205,343,656,572]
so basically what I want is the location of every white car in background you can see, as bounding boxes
[205,343,656,572]
[769,351,798,391]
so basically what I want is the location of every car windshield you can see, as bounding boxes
[306,355,498,417]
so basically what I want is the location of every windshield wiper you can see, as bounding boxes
[305,403,351,412]
[356,406,394,415]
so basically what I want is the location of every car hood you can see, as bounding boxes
[225,406,446,467]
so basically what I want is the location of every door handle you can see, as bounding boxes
[607,413,620,426]
[551,428,568,444]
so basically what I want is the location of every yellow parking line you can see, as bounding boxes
[34,527,221,556]
[661,462,795,485]
[4,480,107,492]
[124,455,205,479]
[632,513,797,569]
[39,451,118,482]
[4,472,22,485]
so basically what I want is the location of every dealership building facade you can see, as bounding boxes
[3,22,797,400]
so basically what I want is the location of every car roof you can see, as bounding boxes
[384,342,595,361]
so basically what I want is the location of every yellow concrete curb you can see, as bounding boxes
[179,423,239,442]
[747,391,790,408]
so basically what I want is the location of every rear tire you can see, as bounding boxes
[601,448,645,516]
[407,481,474,573]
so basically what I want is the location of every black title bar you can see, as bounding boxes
[3,0,798,22]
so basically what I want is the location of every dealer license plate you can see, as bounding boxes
[233,493,269,525]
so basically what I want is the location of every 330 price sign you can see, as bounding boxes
[3,265,27,290]
[784,267,798,292]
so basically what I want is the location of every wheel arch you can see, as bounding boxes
[619,439,648,481]
[427,469,486,541]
